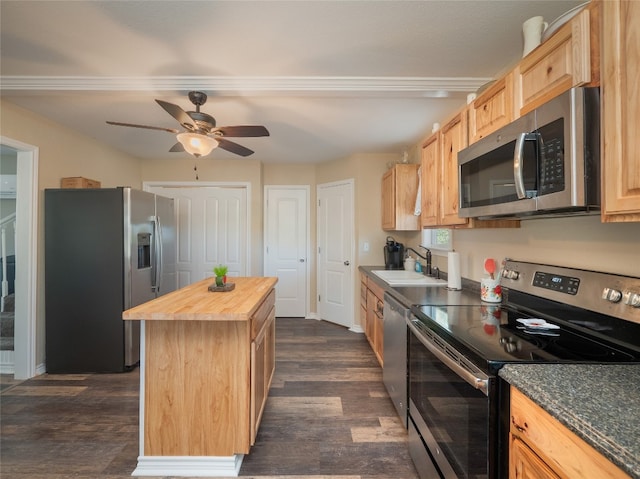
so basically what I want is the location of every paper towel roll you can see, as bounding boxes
[447,251,462,290]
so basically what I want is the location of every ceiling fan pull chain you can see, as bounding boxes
[194,163,199,181]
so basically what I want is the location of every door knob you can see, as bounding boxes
[299,259,305,263]
[344,260,350,266]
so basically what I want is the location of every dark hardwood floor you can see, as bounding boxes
[1,318,419,479]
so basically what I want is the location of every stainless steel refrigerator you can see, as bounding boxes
[45,187,176,373]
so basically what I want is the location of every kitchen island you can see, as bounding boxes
[123,276,277,477]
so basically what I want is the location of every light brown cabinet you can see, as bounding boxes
[515,3,599,116]
[509,386,630,479]
[469,73,514,143]
[440,109,470,226]
[250,293,276,444]
[363,276,384,366]
[420,132,440,227]
[420,108,467,227]
[420,109,519,229]
[382,164,420,231]
[601,0,640,222]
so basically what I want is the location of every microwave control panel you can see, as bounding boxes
[537,119,565,195]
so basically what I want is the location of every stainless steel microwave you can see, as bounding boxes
[458,87,600,219]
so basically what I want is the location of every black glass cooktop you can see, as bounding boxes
[411,302,640,373]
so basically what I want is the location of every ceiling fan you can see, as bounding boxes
[106,91,269,158]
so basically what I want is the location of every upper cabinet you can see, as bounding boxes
[468,73,514,143]
[601,0,640,222]
[421,108,520,229]
[421,108,467,228]
[382,163,420,231]
[440,109,470,227]
[416,0,638,226]
[420,133,440,227]
[514,4,599,116]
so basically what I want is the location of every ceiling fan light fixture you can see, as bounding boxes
[177,132,219,157]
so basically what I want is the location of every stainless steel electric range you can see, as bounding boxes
[407,260,640,479]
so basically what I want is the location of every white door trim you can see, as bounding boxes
[1,136,39,379]
[263,185,310,318]
[143,181,252,275]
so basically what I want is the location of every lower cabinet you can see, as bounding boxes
[250,304,275,445]
[363,275,384,366]
[509,386,630,479]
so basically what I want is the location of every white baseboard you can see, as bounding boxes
[132,455,243,477]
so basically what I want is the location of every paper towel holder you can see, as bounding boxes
[446,251,462,291]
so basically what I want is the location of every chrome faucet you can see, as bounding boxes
[405,246,432,276]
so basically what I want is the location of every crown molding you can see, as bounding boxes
[0,75,492,97]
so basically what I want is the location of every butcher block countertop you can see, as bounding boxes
[122,276,278,322]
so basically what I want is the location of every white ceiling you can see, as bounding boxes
[0,0,584,164]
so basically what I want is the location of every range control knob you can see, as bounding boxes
[602,287,623,303]
[623,291,640,308]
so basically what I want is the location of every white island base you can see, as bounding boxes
[132,454,243,477]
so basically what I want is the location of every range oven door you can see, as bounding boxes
[407,316,494,479]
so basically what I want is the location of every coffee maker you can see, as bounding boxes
[384,236,404,270]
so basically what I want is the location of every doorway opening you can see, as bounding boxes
[0,137,39,379]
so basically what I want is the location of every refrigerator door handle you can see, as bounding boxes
[150,216,161,294]
[156,215,164,294]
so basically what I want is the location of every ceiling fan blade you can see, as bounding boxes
[155,100,195,130]
[217,138,255,157]
[169,142,185,153]
[106,121,179,133]
[215,125,270,137]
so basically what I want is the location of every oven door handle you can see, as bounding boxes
[408,320,490,396]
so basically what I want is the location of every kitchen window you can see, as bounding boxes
[421,228,452,255]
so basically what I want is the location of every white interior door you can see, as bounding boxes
[317,180,354,329]
[264,186,309,317]
[146,185,248,288]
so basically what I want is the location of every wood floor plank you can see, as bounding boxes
[0,318,418,478]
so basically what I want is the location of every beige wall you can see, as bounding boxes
[1,99,143,365]
[317,153,402,327]
[402,215,640,282]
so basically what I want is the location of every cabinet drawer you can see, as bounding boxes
[252,289,276,339]
[516,8,595,115]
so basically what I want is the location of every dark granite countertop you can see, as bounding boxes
[500,364,640,479]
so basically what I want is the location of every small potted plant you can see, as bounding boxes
[213,265,228,287]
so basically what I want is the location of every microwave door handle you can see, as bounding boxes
[513,133,527,199]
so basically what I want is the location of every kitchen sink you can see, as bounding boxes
[371,270,447,287]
